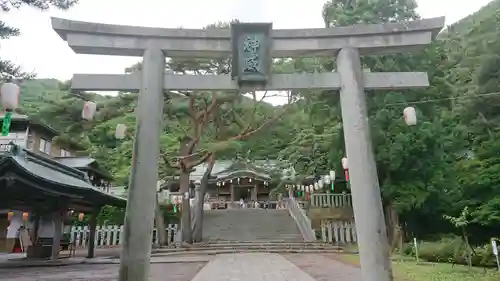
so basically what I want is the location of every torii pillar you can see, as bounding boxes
[51,16,444,281]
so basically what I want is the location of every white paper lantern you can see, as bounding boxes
[324,175,331,184]
[403,106,417,126]
[318,179,324,188]
[0,82,20,111]
[342,157,348,170]
[329,170,336,180]
[115,123,127,139]
[82,101,97,120]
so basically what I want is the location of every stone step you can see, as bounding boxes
[153,244,342,252]
[202,209,304,242]
[195,241,333,247]
[151,248,343,256]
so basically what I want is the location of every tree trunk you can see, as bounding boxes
[462,226,472,269]
[155,192,167,246]
[179,170,192,244]
[384,202,401,253]
[192,154,216,242]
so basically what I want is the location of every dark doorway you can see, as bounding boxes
[235,187,251,201]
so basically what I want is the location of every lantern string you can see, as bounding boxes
[383,91,500,107]
[2,111,12,136]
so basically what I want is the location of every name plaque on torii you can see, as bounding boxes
[230,23,272,88]
[50,16,445,281]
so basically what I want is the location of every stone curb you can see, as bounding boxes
[0,257,211,269]
[0,259,85,269]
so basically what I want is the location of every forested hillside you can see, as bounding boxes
[11,0,500,244]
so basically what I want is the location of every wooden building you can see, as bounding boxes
[167,160,283,202]
[0,114,125,259]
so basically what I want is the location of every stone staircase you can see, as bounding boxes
[151,208,343,256]
[202,209,303,242]
[151,240,343,256]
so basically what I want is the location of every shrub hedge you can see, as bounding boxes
[403,236,497,267]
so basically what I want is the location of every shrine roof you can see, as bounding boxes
[189,159,286,183]
[0,144,125,207]
[55,156,112,180]
[55,156,95,168]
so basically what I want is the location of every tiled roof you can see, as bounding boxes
[55,156,96,168]
[0,145,126,206]
[189,159,286,183]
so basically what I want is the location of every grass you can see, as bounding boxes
[334,254,499,281]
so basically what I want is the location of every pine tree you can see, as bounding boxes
[0,0,79,81]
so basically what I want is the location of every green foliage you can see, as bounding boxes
[1,0,78,80]
[276,0,500,243]
[10,0,500,247]
[405,237,497,267]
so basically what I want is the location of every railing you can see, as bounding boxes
[286,196,316,242]
[205,200,287,210]
[69,224,179,248]
[310,193,352,208]
[320,220,357,245]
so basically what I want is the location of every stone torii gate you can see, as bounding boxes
[51,17,444,281]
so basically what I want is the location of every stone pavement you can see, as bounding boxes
[284,254,362,281]
[0,263,205,281]
[191,253,316,281]
[0,253,362,280]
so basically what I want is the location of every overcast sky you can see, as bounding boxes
[1,0,494,81]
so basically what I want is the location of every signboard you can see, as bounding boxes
[0,143,14,152]
[492,239,498,256]
[493,239,500,272]
[231,23,272,87]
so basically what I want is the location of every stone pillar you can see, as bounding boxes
[252,184,258,201]
[51,210,63,260]
[86,207,101,258]
[32,213,40,243]
[230,184,235,201]
[118,48,165,281]
[337,47,393,281]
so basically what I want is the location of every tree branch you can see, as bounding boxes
[227,105,291,142]
[185,152,213,169]
[160,153,180,169]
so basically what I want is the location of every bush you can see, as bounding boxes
[405,236,497,267]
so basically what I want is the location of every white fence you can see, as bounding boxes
[69,224,179,248]
[320,220,357,244]
[310,193,352,208]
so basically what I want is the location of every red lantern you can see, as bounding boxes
[22,212,29,221]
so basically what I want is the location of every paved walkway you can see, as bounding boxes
[0,252,362,280]
[0,263,205,281]
[191,253,317,281]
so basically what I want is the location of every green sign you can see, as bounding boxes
[1,111,12,136]
[231,23,272,87]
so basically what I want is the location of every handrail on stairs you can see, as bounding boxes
[286,193,316,242]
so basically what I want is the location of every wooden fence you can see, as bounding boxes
[320,220,357,244]
[69,224,179,248]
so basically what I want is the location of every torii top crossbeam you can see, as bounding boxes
[51,17,445,58]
